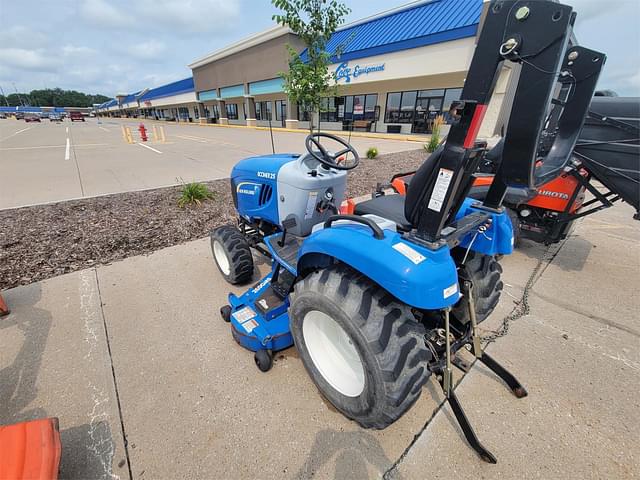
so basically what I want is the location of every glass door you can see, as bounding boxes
[412,90,445,133]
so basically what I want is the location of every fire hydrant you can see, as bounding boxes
[138,123,148,142]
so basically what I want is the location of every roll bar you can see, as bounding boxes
[409,0,605,243]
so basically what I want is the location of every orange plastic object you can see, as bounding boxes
[0,418,62,480]
[0,293,9,316]
[527,169,588,213]
[339,198,355,214]
[391,177,407,195]
[472,176,494,187]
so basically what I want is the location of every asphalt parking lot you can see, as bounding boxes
[2,196,638,478]
[0,118,422,210]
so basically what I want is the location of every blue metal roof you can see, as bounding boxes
[139,77,194,102]
[0,106,42,112]
[307,0,481,63]
[122,90,144,104]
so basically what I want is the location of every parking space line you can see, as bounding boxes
[175,134,207,143]
[66,126,69,133]
[0,143,109,151]
[99,126,110,132]
[65,137,71,160]
[138,142,162,154]
[0,126,32,142]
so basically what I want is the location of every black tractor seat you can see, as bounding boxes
[354,194,412,231]
[354,145,443,231]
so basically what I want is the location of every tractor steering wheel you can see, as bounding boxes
[305,132,360,170]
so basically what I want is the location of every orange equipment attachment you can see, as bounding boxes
[0,418,62,480]
[0,293,9,316]
[526,169,588,213]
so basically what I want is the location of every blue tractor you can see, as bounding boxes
[209,0,604,462]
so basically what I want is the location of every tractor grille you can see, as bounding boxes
[258,184,273,206]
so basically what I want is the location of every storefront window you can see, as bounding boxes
[364,95,377,120]
[256,101,273,121]
[226,103,238,120]
[384,92,402,123]
[442,88,463,123]
[385,88,462,128]
[275,100,287,121]
[194,106,199,119]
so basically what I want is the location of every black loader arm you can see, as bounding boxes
[407,0,601,243]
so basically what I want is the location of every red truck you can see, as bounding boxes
[69,111,85,122]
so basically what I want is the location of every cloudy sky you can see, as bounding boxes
[0,0,638,97]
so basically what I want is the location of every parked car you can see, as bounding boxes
[0,113,6,119]
[24,114,41,123]
[49,113,63,122]
[69,111,85,122]
[15,112,25,120]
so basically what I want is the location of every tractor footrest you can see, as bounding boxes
[265,234,303,274]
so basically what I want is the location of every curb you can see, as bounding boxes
[103,117,430,144]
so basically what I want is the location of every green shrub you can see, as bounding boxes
[366,147,378,159]
[178,181,213,207]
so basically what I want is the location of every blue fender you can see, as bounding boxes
[455,198,514,255]
[298,225,461,310]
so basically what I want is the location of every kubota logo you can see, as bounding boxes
[537,189,569,200]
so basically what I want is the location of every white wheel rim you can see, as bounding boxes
[302,310,365,397]
[213,240,231,275]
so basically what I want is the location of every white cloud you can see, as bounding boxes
[62,45,98,57]
[0,48,58,72]
[0,26,49,49]
[138,0,241,34]
[80,0,132,28]
[127,41,167,61]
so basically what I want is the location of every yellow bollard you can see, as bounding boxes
[125,126,134,144]
[160,126,166,143]
[152,125,159,142]
[121,125,128,143]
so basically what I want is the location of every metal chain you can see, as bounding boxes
[481,244,553,344]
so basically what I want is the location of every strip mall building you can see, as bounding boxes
[98,0,511,137]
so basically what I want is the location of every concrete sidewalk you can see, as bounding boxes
[1,203,638,479]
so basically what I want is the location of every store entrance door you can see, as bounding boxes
[277,100,287,127]
[412,93,444,134]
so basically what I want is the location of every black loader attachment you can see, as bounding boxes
[403,0,606,463]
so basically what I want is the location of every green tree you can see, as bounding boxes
[272,0,350,132]
[0,89,111,107]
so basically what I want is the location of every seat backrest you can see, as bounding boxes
[404,145,444,224]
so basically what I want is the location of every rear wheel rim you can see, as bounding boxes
[302,310,365,397]
[213,240,231,275]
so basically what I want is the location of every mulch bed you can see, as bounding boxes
[0,149,426,290]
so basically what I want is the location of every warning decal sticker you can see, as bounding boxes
[241,318,259,333]
[232,306,256,323]
[428,168,454,212]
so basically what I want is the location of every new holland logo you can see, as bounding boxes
[237,182,259,195]
[537,189,569,200]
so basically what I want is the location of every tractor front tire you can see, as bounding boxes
[210,225,254,284]
[290,265,431,429]
[451,251,503,325]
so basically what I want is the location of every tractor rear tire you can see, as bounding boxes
[210,225,254,284]
[289,265,431,429]
[451,251,503,325]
